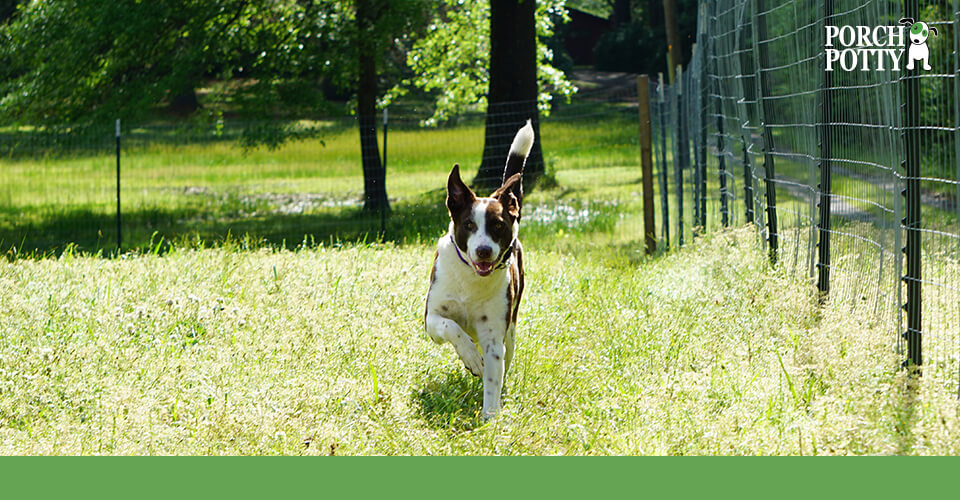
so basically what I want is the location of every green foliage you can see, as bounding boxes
[387,0,578,126]
[0,0,309,125]
[593,19,666,74]
[593,0,699,74]
[0,0,433,148]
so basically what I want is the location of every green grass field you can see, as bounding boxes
[3,227,960,455]
[3,105,960,455]
[0,104,643,255]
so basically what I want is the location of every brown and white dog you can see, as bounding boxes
[424,120,534,419]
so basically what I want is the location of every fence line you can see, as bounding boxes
[0,90,645,255]
[650,0,960,386]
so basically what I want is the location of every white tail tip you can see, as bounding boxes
[509,119,535,159]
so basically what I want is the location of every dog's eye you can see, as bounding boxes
[465,221,477,231]
[492,221,504,231]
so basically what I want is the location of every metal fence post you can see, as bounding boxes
[698,3,709,231]
[817,0,834,296]
[381,107,388,239]
[710,4,728,228]
[658,74,670,248]
[743,140,755,224]
[706,1,728,228]
[902,0,922,369]
[716,109,728,227]
[676,65,686,248]
[954,0,960,395]
[692,44,702,234]
[115,119,122,254]
[638,75,657,254]
[751,0,779,265]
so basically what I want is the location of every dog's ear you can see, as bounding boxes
[930,26,938,36]
[899,17,915,26]
[493,173,522,218]
[499,190,520,219]
[446,164,475,216]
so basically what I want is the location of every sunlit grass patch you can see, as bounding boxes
[2,227,957,455]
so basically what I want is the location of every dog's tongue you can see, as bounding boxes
[475,261,495,276]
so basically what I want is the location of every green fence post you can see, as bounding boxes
[902,0,922,369]
[751,0,779,265]
[817,0,834,296]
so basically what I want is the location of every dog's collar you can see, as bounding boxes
[496,239,516,270]
[451,234,472,268]
[449,235,516,272]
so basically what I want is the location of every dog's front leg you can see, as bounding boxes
[426,313,483,376]
[478,329,506,420]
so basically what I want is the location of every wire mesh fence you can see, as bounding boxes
[6,0,960,393]
[0,82,647,257]
[649,0,960,388]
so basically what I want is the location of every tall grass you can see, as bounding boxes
[2,227,956,455]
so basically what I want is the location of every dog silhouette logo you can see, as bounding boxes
[900,18,937,70]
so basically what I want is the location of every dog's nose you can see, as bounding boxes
[476,245,493,260]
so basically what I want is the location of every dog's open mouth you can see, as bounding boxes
[474,261,495,276]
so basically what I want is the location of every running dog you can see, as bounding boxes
[424,120,534,419]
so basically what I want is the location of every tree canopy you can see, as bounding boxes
[389,0,576,126]
[0,0,432,126]
[0,0,577,129]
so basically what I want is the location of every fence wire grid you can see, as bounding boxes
[0,81,646,255]
[5,1,960,393]
[650,0,960,388]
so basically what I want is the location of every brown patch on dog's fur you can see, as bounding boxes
[508,242,524,325]
[446,165,476,255]
[447,165,520,265]
[492,173,522,218]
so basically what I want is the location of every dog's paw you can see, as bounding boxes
[456,346,483,377]
[482,403,502,421]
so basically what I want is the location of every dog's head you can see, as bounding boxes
[446,164,521,277]
[901,18,937,45]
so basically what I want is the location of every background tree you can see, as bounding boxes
[0,0,429,213]
[356,0,387,213]
[0,0,319,126]
[475,0,543,190]
[592,0,697,75]
[394,0,576,190]
[348,0,430,213]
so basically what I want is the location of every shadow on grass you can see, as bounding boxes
[412,369,484,432]
[0,192,451,258]
[893,371,921,455]
[1,185,636,259]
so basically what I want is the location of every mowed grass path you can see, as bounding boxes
[2,228,957,455]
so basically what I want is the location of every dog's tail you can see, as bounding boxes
[503,119,535,184]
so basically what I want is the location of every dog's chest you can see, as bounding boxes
[428,248,513,338]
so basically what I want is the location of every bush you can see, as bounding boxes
[593,20,667,74]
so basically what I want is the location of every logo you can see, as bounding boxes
[825,17,938,72]
[901,17,938,70]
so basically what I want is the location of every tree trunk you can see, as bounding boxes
[169,88,200,116]
[613,0,632,27]
[663,0,681,84]
[646,0,663,28]
[357,0,389,213]
[475,0,543,193]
